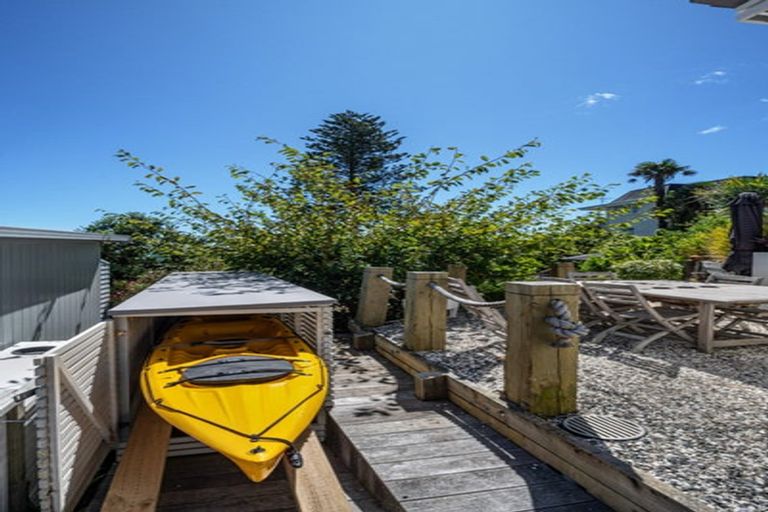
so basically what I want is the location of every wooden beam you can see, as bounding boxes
[283,430,352,512]
[505,281,580,417]
[101,403,171,512]
[404,271,448,351]
[355,267,394,328]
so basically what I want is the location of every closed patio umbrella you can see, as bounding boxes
[723,192,764,275]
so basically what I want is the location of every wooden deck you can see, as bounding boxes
[155,449,384,512]
[328,344,612,512]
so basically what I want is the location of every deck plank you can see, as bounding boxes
[329,344,611,512]
[101,403,172,512]
[156,447,383,512]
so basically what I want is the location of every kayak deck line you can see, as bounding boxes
[158,353,311,373]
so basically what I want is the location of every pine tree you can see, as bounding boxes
[302,110,408,194]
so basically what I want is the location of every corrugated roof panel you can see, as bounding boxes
[108,271,337,316]
[0,226,130,242]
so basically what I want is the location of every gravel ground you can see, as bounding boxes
[373,314,768,512]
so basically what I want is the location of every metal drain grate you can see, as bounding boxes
[561,414,646,441]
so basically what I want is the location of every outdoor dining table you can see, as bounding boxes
[588,280,768,353]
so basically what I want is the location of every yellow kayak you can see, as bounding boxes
[140,315,328,482]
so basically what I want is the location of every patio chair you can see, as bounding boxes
[705,272,768,331]
[446,277,507,336]
[706,272,763,285]
[583,282,699,353]
[700,260,725,280]
[536,277,606,326]
[567,271,617,281]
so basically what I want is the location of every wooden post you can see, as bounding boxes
[283,430,352,512]
[447,263,467,281]
[553,261,575,278]
[355,267,393,328]
[414,371,448,400]
[404,271,448,351]
[6,404,28,512]
[504,281,580,417]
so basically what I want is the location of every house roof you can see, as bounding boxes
[690,0,749,7]
[584,176,757,211]
[109,271,336,317]
[0,226,131,242]
[582,188,653,211]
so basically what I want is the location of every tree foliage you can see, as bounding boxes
[83,211,219,303]
[302,111,408,196]
[695,174,768,210]
[116,140,609,312]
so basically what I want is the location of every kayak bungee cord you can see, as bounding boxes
[143,358,328,468]
[163,368,311,388]
[159,353,310,373]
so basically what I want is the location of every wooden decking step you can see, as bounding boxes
[328,346,613,512]
[102,403,172,512]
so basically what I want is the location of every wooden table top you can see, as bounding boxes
[585,280,768,305]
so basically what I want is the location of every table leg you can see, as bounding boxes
[697,303,715,353]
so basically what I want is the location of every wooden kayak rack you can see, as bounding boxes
[101,404,351,512]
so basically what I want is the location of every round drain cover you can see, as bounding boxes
[561,414,646,441]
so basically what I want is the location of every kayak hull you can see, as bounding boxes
[140,315,328,482]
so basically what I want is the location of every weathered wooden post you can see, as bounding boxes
[504,281,580,416]
[404,271,448,351]
[553,261,575,278]
[447,263,467,281]
[355,267,393,328]
[414,371,448,400]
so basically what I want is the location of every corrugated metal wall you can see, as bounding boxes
[0,239,103,349]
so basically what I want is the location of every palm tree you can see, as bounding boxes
[628,159,696,229]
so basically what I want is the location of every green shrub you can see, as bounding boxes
[581,231,684,271]
[116,140,610,316]
[613,259,683,280]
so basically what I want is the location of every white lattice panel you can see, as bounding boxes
[35,322,116,512]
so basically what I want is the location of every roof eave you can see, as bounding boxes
[0,226,131,243]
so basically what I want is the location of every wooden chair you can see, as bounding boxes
[705,272,768,331]
[446,277,507,336]
[537,277,607,327]
[706,272,764,285]
[583,282,699,353]
[700,260,725,280]
[567,271,617,281]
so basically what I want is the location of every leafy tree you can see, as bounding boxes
[116,139,609,316]
[302,111,408,196]
[628,159,696,229]
[695,174,768,210]
[83,211,219,303]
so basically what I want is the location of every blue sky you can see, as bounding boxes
[1,1,766,230]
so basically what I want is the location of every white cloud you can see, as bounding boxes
[694,70,728,85]
[698,125,727,135]
[579,92,620,108]
[761,98,768,103]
